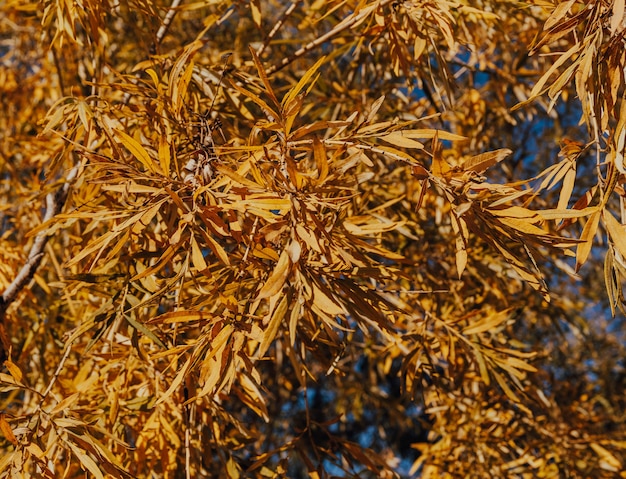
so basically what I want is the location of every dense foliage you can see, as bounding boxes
[1,0,625,477]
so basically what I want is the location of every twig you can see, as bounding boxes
[155,0,184,47]
[257,0,302,57]
[0,163,80,360]
[39,339,74,402]
[266,0,393,75]
[122,0,184,105]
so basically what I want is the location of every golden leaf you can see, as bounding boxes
[114,129,157,173]
[3,359,22,383]
[168,40,203,117]
[590,443,622,471]
[461,148,511,174]
[463,309,512,336]
[576,210,601,271]
[257,294,288,359]
[604,210,626,262]
[67,442,104,479]
[0,414,17,446]
[257,250,291,300]
[380,131,425,150]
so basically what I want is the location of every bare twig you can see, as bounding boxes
[257,0,302,57]
[0,163,80,360]
[266,0,393,75]
[155,0,184,47]
[122,0,184,105]
[39,339,74,401]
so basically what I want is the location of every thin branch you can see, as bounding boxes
[155,0,184,47]
[266,0,393,75]
[39,339,74,402]
[257,0,302,57]
[0,165,79,311]
[0,163,80,361]
[122,0,185,105]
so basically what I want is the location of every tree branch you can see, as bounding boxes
[122,0,184,105]
[266,0,393,75]
[256,0,302,58]
[0,163,80,361]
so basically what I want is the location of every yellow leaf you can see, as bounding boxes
[529,43,580,100]
[492,370,521,403]
[65,216,129,267]
[591,443,622,470]
[463,309,512,336]
[538,206,599,221]
[231,78,281,121]
[605,249,618,317]
[497,217,547,236]
[611,0,625,35]
[604,211,626,262]
[343,216,406,235]
[282,55,326,109]
[257,250,291,300]
[283,92,305,136]
[67,442,104,479]
[366,95,385,123]
[131,244,177,280]
[289,119,353,140]
[380,131,425,150]
[289,294,302,345]
[168,40,203,117]
[26,442,45,459]
[473,346,490,385]
[0,414,17,446]
[145,68,162,93]
[250,0,262,28]
[158,135,171,175]
[287,239,302,263]
[450,214,468,277]
[238,373,269,420]
[4,359,22,383]
[198,325,234,397]
[312,137,329,185]
[557,163,577,211]
[226,456,241,479]
[461,148,511,174]
[365,144,418,164]
[431,136,450,178]
[576,210,600,271]
[191,235,208,272]
[149,310,209,324]
[544,0,577,30]
[50,392,80,416]
[200,230,231,265]
[491,206,540,220]
[156,356,193,406]
[296,225,322,253]
[114,129,157,173]
[398,129,466,141]
[310,282,345,317]
[503,356,538,373]
[76,99,93,131]
[101,183,163,194]
[257,294,288,359]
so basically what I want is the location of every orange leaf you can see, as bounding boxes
[0,414,17,446]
